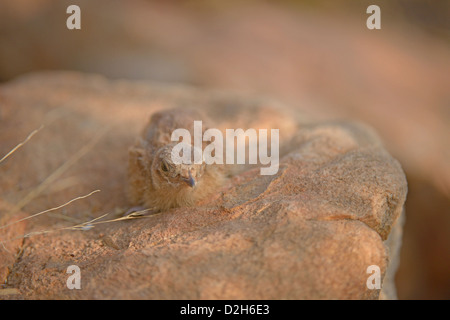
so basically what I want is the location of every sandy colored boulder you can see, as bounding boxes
[0,72,407,299]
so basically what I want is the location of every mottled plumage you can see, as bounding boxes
[127,109,225,211]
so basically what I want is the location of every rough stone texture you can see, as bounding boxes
[0,201,26,290]
[0,0,449,299]
[0,72,407,299]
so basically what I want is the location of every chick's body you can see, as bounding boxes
[127,109,224,211]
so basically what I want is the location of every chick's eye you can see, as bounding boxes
[161,161,169,172]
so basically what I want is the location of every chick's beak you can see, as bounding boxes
[182,170,196,188]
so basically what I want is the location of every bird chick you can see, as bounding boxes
[127,109,225,212]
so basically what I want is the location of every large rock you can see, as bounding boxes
[0,72,407,299]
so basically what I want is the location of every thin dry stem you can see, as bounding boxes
[0,125,44,165]
[0,189,100,231]
[8,125,110,216]
[0,209,155,246]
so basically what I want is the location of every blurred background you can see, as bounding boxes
[0,0,448,299]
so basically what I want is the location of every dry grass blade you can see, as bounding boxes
[8,125,110,216]
[0,189,101,231]
[0,209,154,246]
[0,125,44,165]
[0,213,109,246]
[67,210,157,229]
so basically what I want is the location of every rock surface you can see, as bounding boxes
[0,72,407,299]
